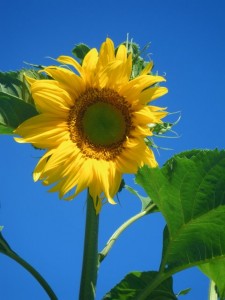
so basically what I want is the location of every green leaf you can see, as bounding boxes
[1,70,32,105]
[200,261,225,299]
[0,69,47,103]
[0,92,38,134]
[72,43,90,61]
[176,288,191,296]
[103,271,177,300]
[0,69,45,134]
[136,150,225,274]
[0,71,30,104]
[0,124,14,134]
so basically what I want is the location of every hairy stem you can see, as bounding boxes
[99,203,156,263]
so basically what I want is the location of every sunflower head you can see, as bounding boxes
[15,38,168,213]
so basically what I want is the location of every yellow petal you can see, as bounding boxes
[42,66,85,98]
[134,106,168,124]
[42,140,78,173]
[97,60,123,88]
[116,44,127,61]
[24,75,37,85]
[82,48,98,83]
[33,149,55,181]
[143,147,158,167]
[57,55,83,76]
[15,114,69,148]
[139,87,168,104]
[119,75,166,104]
[140,61,154,75]
[33,91,71,115]
[97,38,115,71]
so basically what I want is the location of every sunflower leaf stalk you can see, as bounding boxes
[98,203,156,263]
[0,231,57,299]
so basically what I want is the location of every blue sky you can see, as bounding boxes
[1,0,225,299]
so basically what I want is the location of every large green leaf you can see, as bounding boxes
[103,271,177,300]
[136,149,225,275]
[200,261,225,299]
[0,69,46,102]
[0,70,43,134]
[0,124,14,134]
[72,43,90,62]
[0,92,38,134]
[0,70,34,105]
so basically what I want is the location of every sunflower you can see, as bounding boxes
[15,38,168,213]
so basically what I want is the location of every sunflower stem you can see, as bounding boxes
[79,190,99,300]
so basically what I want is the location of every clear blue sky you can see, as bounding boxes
[1,0,225,299]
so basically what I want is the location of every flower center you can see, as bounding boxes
[68,88,133,160]
[82,102,126,146]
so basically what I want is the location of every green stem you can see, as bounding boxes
[4,251,57,299]
[99,203,156,263]
[79,191,99,300]
[208,280,218,300]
